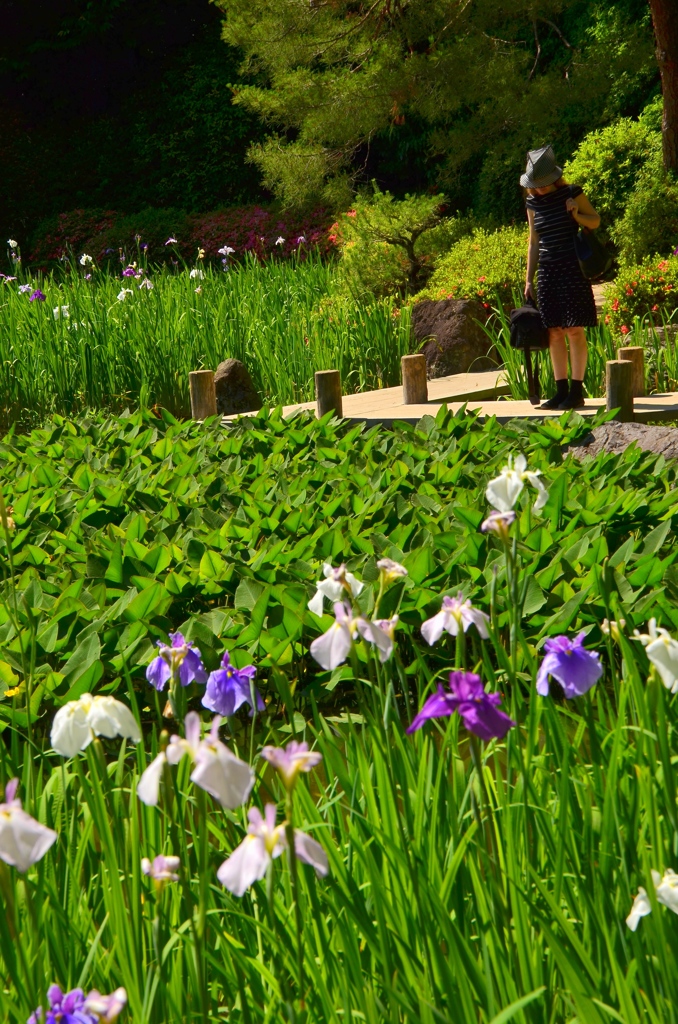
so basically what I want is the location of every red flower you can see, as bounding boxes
[652,304,659,312]
[611,299,619,311]
[625,287,633,296]
[620,325,630,335]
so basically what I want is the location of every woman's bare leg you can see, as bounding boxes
[548,327,568,379]
[566,327,588,380]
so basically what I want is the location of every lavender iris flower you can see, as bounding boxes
[407,671,515,741]
[202,650,263,716]
[18,283,32,294]
[146,632,207,691]
[536,632,602,698]
[29,289,45,302]
[28,984,97,1024]
[122,266,136,277]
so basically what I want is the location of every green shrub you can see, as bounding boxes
[334,186,469,300]
[601,250,678,336]
[610,161,678,265]
[415,225,528,309]
[563,100,662,228]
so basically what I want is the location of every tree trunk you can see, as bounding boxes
[649,0,678,172]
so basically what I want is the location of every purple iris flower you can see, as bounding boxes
[202,650,263,716]
[407,671,515,741]
[18,283,32,294]
[28,984,97,1024]
[122,266,136,277]
[536,632,602,698]
[146,632,207,691]
[29,289,45,301]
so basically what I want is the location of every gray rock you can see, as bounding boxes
[566,421,678,460]
[411,298,495,378]
[214,358,261,416]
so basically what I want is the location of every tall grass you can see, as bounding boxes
[0,255,412,426]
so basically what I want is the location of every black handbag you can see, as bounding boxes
[509,298,549,405]
[569,187,612,280]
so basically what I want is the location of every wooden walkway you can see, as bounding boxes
[223,368,678,426]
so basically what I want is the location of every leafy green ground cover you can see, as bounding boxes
[3,407,678,1021]
[0,256,411,428]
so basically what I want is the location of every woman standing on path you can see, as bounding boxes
[522,145,600,410]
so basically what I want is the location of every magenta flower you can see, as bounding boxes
[29,289,45,302]
[202,650,263,716]
[407,671,515,741]
[83,988,127,1022]
[536,632,602,698]
[146,632,206,691]
[122,266,136,277]
[141,853,180,886]
[421,593,489,645]
[261,740,322,790]
[480,510,516,540]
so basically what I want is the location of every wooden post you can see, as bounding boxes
[401,354,428,405]
[616,346,645,397]
[606,359,634,422]
[315,369,343,418]
[189,369,217,420]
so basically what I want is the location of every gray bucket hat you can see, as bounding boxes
[520,145,563,188]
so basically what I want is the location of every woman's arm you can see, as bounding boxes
[565,192,600,229]
[525,207,539,302]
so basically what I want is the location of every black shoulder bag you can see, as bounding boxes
[509,298,549,405]
[570,186,612,280]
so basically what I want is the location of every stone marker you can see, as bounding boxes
[605,359,633,422]
[401,354,428,404]
[315,370,343,418]
[567,422,678,460]
[214,359,261,416]
[189,370,217,420]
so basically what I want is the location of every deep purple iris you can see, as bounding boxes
[146,632,207,691]
[122,266,136,277]
[28,984,97,1024]
[29,289,45,302]
[536,632,602,698]
[202,650,263,716]
[407,671,515,741]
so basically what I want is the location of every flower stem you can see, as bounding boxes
[285,791,306,1011]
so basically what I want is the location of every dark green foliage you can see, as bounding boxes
[0,1,262,243]
[217,0,658,220]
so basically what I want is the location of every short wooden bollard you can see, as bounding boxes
[616,346,645,397]
[189,369,217,420]
[401,354,428,405]
[605,359,634,422]
[315,369,343,418]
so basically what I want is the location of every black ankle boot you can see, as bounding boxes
[558,379,585,409]
[540,379,568,409]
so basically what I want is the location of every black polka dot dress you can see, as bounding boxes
[526,184,597,329]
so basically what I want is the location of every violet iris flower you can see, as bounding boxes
[28,984,97,1024]
[122,266,136,277]
[202,650,263,716]
[18,283,32,294]
[29,289,45,301]
[407,671,515,741]
[146,632,206,691]
[536,632,602,698]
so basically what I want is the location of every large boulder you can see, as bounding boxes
[411,298,495,378]
[214,358,261,416]
[566,422,678,460]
